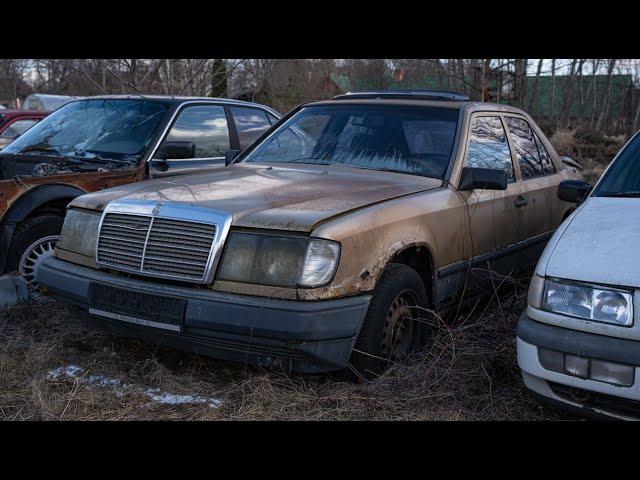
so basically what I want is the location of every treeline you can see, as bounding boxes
[1,59,638,135]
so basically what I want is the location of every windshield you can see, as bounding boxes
[593,133,640,197]
[242,105,459,178]
[2,99,169,164]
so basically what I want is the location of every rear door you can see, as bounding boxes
[504,116,559,237]
[504,115,562,266]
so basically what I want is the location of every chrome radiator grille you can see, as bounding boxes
[97,212,218,283]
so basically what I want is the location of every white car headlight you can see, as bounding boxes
[542,278,633,326]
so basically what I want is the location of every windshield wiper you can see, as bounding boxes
[66,153,132,165]
[595,191,640,198]
[18,145,61,156]
[281,158,332,165]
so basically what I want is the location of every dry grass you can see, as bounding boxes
[550,128,627,183]
[0,275,571,421]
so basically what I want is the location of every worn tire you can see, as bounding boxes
[6,215,63,274]
[348,263,430,380]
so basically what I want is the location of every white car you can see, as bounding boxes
[518,131,640,420]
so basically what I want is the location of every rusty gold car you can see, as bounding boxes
[37,90,584,377]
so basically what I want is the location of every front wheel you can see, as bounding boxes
[349,263,430,379]
[7,215,63,301]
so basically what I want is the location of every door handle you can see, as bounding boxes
[514,195,528,207]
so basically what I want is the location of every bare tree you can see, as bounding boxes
[596,58,617,131]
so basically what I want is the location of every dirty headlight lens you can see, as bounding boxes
[217,233,340,288]
[57,209,101,257]
[300,239,340,287]
[543,279,633,326]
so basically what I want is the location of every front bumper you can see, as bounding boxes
[517,312,640,420]
[38,257,371,372]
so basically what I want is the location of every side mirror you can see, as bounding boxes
[156,141,195,160]
[458,167,507,191]
[225,149,241,166]
[558,179,591,204]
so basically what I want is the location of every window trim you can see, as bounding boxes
[464,113,518,184]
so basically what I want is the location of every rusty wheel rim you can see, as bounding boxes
[381,289,418,362]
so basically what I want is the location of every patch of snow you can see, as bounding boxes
[46,365,221,408]
[47,365,84,380]
[144,389,222,408]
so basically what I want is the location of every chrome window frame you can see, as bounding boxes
[145,99,281,165]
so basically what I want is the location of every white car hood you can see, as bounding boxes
[544,196,640,288]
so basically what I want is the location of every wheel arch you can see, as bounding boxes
[386,242,436,306]
[0,183,86,273]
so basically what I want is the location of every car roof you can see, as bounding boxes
[66,95,281,114]
[304,91,530,116]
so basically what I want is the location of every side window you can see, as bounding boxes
[533,130,556,174]
[166,105,230,158]
[505,117,543,179]
[267,113,279,125]
[466,116,515,181]
[2,119,39,138]
[230,107,271,148]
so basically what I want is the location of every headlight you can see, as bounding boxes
[216,232,340,288]
[57,209,102,257]
[542,278,633,326]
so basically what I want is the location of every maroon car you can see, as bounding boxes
[0,110,49,149]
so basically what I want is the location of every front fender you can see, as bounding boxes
[0,183,86,273]
[299,189,465,301]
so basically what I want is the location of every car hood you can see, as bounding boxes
[70,163,442,232]
[544,197,640,288]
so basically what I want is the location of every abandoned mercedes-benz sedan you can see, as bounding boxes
[37,90,584,376]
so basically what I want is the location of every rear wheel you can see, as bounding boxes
[349,263,430,379]
[7,215,63,301]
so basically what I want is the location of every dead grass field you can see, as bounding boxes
[0,278,574,421]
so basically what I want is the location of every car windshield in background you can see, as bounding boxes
[242,105,459,178]
[593,134,640,197]
[2,99,169,164]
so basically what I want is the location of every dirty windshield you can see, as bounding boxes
[2,99,169,165]
[243,105,459,178]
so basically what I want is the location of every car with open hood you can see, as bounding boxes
[518,130,640,420]
[37,90,583,376]
[0,95,280,296]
